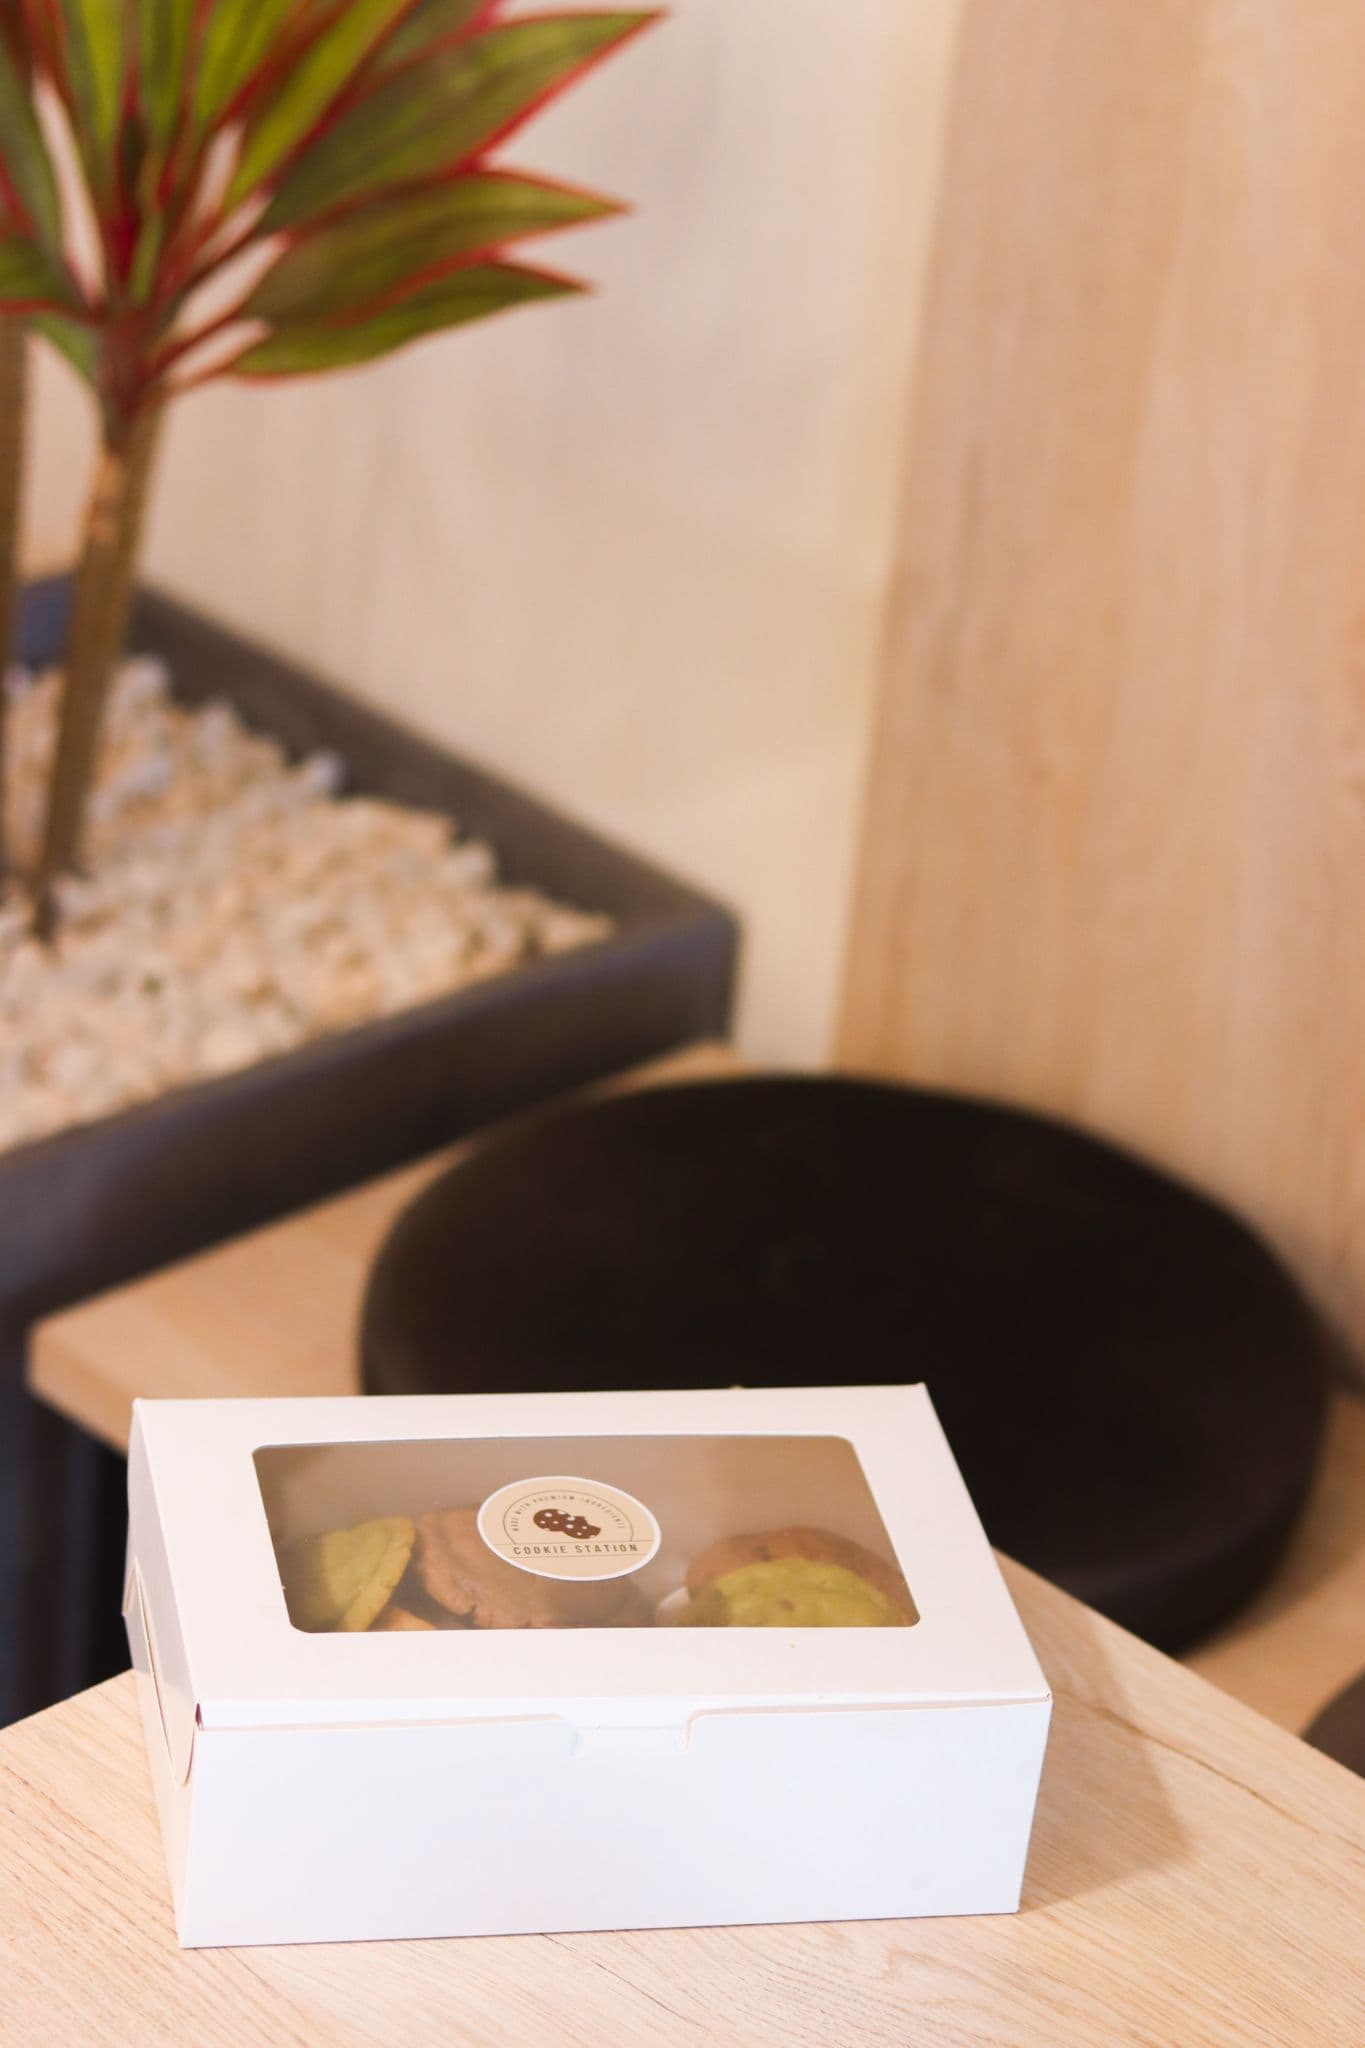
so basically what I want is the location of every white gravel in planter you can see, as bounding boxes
[0,657,612,1154]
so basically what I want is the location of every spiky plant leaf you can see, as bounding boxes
[11,1,60,76]
[0,234,75,306]
[34,309,97,383]
[193,0,297,131]
[377,0,488,73]
[263,13,652,232]
[57,0,125,185]
[0,26,62,246]
[128,211,166,302]
[235,259,579,375]
[135,0,198,154]
[226,0,421,210]
[244,170,618,324]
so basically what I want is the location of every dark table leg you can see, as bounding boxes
[2,1334,128,1725]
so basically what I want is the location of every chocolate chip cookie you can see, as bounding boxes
[413,1507,647,1628]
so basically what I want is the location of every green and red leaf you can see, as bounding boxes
[234,258,579,376]
[375,0,491,75]
[193,0,298,133]
[244,168,618,324]
[225,0,422,211]
[14,2,63,78]
[135,0,198,156]
[33,307,96,382]
[0,0,650,421]
[56,0,126,189]
[262,12,655,233]
[0,19,62,247]
[0,0,27,68]
[0,232,77,309]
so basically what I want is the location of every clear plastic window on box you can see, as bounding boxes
[253,1434,920,1633]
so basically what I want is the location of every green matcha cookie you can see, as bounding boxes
[681,1557,906,1627]
[680,1523,917,1627]
[279,1516,415,1632]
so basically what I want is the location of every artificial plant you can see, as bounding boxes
[0,0,653,919]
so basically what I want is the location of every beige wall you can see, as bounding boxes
[21,0,961,1062]
[839,0,1365,1374]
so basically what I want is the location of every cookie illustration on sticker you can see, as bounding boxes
[477,1476,661,1582]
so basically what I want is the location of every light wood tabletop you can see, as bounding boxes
[14,1043,1365,2040]
[2,1554,1363,2047]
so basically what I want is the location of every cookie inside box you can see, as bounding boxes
[253,1434,920,1634]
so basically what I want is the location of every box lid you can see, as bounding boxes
[127,1386,1048,1777]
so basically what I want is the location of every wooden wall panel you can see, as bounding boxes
[840,0,1365,1370]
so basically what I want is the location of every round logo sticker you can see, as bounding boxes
[477,1475,662,1582]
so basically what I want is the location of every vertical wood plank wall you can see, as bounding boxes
[840,0,1365,1369]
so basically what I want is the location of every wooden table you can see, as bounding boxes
[12,1046,1365,2041]
[2,1556,1362,2047]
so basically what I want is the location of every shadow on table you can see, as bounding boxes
[1021,1594,1187,1912]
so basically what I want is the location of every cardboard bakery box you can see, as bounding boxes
[124,1385,1051,1948]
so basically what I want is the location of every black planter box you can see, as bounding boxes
[2,577,737,1720]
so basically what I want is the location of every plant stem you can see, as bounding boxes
[0,314,27,881]
[33,405,162,928]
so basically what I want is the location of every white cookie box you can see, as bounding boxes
[124,1386,1051,1947]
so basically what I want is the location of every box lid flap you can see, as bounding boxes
[125,1433,199,1784]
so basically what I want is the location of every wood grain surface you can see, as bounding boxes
[2,1558,1362,2047]
[840,0,1365,1375]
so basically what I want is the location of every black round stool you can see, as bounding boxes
[361,1077,1329,1652]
